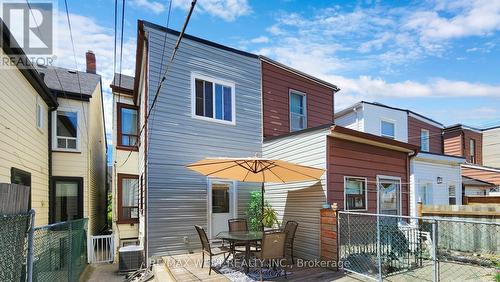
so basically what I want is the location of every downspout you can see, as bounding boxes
[48,107,56,223]
[407,150,417,217]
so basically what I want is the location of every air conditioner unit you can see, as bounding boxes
[119,245,144,273]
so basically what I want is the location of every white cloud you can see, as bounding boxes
[172,0,251,21]
[52,11,136,145]
[404,0,500,41]
[249,36,269,44]
[130,0,166,14]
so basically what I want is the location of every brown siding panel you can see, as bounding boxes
[462,167,500,186]
[262,61,334,137]
[408,116,442,154]
[327,137,410,215]
[463,129,483,165]
[443,130,463,157]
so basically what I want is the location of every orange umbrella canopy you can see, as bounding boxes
[186,158,325,183]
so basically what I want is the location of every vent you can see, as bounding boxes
[119,245,144,273]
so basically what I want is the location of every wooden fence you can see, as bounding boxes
[419,203,499,220]
[0,183,31,214]
[464,195,500,205]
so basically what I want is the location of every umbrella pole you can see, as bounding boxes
[261,182,264,231]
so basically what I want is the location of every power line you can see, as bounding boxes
[117,0,126,97]
[119,0,197,167]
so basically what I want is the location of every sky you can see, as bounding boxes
[45,0,500,156]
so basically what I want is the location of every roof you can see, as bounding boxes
[111,73,134,94]
[462,176,496,187]
[443,123,482,133]
[1,19,57,108]
[335,101,444,128]
[461,163,500,173]
[330,125,420,153]
[259,56,340,91]
[141,20,258,59]
[35,65,101,100]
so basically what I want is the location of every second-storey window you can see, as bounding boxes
[420,129,430,152]
[469,139,476,163]
[118,104,138,148]
[344,177,367,210]
[193,75,234,124]
[55,110,79,151]
[290,90,307,131]
[381,120,395,139]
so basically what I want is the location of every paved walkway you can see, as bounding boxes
[80,263,126,282]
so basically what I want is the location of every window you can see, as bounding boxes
[36,97,44,129]
[469,139,476,164]
[381,120,395,139]
[117,103,138,148]
[54,110,79,151]
[344,177,367,210]
[51,177,83,223]
[118,174,139,223]
[212,183,230,213]
[192,74,235,124]
[418,181,432,205]
[11,167,32,208]
[378,177,401,215]
[448,183,456,205]
[420,129,429,152]
[289,90,307,131]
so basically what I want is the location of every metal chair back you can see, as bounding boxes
[260,230,286,260]
[284,221,298,245]
[195,225,211,253]
[228,218,248,232]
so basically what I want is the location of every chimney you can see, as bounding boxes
[85,50,96,74]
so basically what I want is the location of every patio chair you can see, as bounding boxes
[194,225,230,275]
[228,218,250,257]
[283,221,299,264]
[252,230,287,281]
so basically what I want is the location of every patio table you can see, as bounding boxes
[216,231,263,273]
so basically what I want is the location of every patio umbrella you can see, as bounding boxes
[186,158,325,228]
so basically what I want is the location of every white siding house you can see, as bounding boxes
[409,153,465,217]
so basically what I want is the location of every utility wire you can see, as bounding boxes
[119,0,197,167]
[117,0,126,99]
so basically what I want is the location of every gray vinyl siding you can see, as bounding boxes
[144,25,262,257]
[262,128,329,260]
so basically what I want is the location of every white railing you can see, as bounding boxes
[88,234,114,263]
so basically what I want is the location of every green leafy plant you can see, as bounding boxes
[246,191,278,230]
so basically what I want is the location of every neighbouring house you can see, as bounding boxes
[482,126,500,168]
[109,73,142,249]
[0,20,58,225]
[443,124,500,195]
[462,176,496,197]
[260,63,418,260]
[335,101,464,217]
[36,52,108,235]
[0,20,107,234]
[111,20,263,259]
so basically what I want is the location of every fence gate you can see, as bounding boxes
[88,234,114,263]
[338,211,432,281]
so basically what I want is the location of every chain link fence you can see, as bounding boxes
[0,212,34,282]
[338,211,500,281]
[32,218,88,282]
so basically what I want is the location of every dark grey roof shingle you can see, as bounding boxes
[111,73,135,92]
[36,65,101,96]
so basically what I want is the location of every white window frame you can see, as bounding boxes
[380,119,396,139]
[448,181,457,205]
[420,129,430,152]
[191,72,236,125]
[418,180,433,205]
[469,139,476,163]
[289,89,307,132]
[36,96,44,131]
[376,175,402,215]
[52,108,81,152]
[343,176,368,211]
